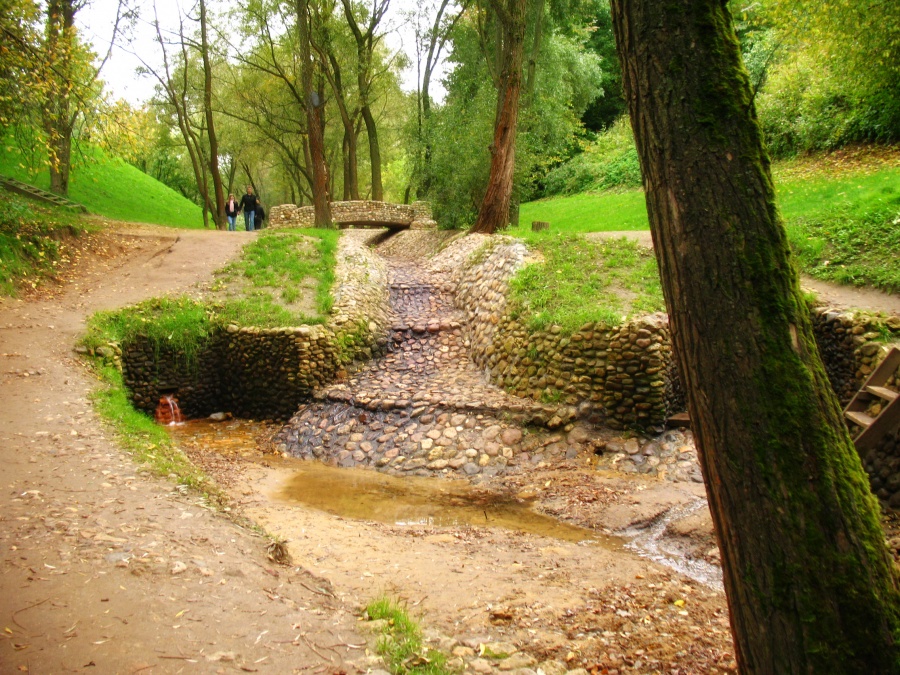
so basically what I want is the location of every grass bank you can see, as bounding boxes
[521,147,900,293]
[508,233,665,334]
[0,192,90,295]
[81,228,339,485]
[1,134,203,228]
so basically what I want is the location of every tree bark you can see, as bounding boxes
[199,0,225,229]
[471,0,526,234]
[298,0,332,228]
[609,1,900,672]
[43,0,76,196]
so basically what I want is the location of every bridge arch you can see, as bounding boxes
[269,200,437,230]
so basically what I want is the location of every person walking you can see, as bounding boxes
[239,185,259,231]
[225,193,239,231]
[255,201,266,229]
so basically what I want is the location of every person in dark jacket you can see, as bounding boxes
[225,193,239,231]
[239,185,259,231]
[255,202,266,229]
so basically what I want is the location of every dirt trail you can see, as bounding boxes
[0,225,362,674]
[586,230,900,315]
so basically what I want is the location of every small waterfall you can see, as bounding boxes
[155,394,184,426]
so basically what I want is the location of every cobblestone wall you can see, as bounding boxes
[813,310,900,404]
[443,237,673,430]
[269,201,437,230]
[121,233,391,421]
[444,236,900,432]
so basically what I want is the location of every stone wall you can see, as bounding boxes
[442,237,673,430]
[269,201,437,230]
[443,235,900,432]
[121,233,391,421]
[813,310,900,404]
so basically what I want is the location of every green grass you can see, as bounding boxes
[521,154,900,292]
[508,233,665,334]
[519,190,649,234]
[1,133,203,228]
[364,597,453,675]
[83,296,215,367]
[90,364,215,494]
[213,228,339,322]
[83,230,341,364]
[0,192,90,295]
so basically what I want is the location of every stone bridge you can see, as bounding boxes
[268,200,437,230]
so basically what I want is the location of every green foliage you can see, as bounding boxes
[508,233,664,334]
[580,2,625,132]
[83,296,215,367]
[540,116,641,196]
[364,597,452,675]
[0,133,204,227]
[0,191,86,295]
[425,7,603,228]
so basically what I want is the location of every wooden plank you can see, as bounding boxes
[666,411,691,428]
[866,386,899,402]
[845,410,875,428]
[869,348,900,388]
[855,396,900,456]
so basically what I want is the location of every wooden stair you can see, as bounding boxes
[843,347,900,456]
[0,174,88,213]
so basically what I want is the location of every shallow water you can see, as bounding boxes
[274,459,603,544]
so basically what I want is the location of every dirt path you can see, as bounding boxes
[0,225,363,674]
[585,230,900,315]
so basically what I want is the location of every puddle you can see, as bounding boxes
[273,460,606,544]
[620,498,724,590]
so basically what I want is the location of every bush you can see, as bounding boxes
[541,116,641,196]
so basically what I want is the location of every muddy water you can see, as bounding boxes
[274,460,603,543]
[171,419,605,544]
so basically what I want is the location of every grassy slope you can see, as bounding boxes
[0,139,203,228]
[521,151,900,292]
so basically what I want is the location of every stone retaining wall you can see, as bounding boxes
[269,201,437,230]
[444,235,900,432]
[121,233,390,421]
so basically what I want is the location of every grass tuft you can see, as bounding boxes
[0,192,89,295]
[364,598,453,675]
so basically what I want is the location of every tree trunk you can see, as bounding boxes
[609,1,900,672]
[471,0,526,235]
[298,0,332,228]
[199,0,225,229]
[360,103,382,201]
[44,0,76,197]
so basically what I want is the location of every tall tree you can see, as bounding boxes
[198,0,226,228]
[339,0,389,201]
[298,0,332,226]
[609,0,900,672]
[470,0,527,234]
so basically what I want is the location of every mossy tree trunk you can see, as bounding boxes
[609,1,900,672]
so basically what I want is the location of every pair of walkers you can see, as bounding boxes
[225,186,265,231]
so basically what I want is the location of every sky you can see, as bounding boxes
[78,0,451,107]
